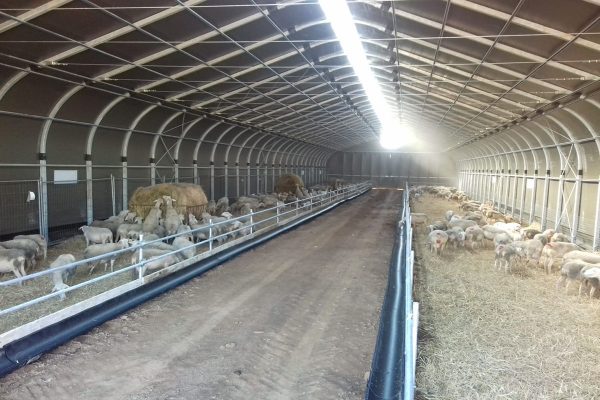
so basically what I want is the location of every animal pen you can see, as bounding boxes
[2,0,600,399]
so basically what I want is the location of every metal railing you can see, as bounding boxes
[0,182,371,346]
[365,186,418,400]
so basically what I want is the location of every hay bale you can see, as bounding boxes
[274,174,304,193]
[129,183,208,220]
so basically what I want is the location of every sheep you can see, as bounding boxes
[190,222,211,243]
[482,225,508,246]
[493,222,521,233]
[49,254,77,300]
[427,230,448,256]
[445,210,454,221]
[556,262,600,296]
[427,220,448,232]
[206,200,217,215]
[550,232,571,243]
[533,233,548,246]
[162,195,181,237]
[140,253,182,276]
[188,213,199,225]
[445,228,465,249]
[512,239,544,265]
[173,237,196,259]
[80,225,113,246]
[142,198,163,233]
[582,268,600,299]
[464,226,485,249]
[215,196,230,215]
[0,239,39,269]
[493,232,513,247]
[522,228,541,239]
[448,218,476,231]
[540,242,579,274]
[14,234,47,260]
[562,250,600,266]
[124,211,137,222]
[0,249,27,281]
[84,239,130,275]
[494,244,517,273]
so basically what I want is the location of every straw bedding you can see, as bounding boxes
[413,195,600,400]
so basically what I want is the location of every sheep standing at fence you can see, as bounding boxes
[0,239,40,269]
[163,195,182,237]
[84,239,130,274]
[14,234,47,260]
[540,242,579,274]
[49,254,77,300]
[142,198,163,233]
[0,248,27,281]
[80,226,113,247]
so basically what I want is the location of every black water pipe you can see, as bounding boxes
[364,206,407,400]
[0,188,370,378]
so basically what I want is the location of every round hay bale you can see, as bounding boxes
[129,183,208,220]
[274,174,304,194]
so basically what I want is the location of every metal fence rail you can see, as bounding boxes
[365,186,418,400]
[0,182,371,348]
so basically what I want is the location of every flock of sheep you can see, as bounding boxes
[0,186,335,300]
[411,186,600,299]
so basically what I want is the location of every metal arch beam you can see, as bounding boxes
[0,70,29,101]
[452,0,600,53]
[0,1,72,35]
[191,121,224,165]
[38,85,85,154]
[375,0,596,78]
[210,126,248,163]
[43,0,209,64]
[121,104,160,158]
[544,115,584,171]
[581,98,600,250]
[149,112,184,160]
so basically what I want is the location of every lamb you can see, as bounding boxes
[556,262,600,296]
[0,239,40,269]
[0,249,27,281]
[14,234,47,260]
[445,228,465,249]
[142,198,163,233]
[582,268,600,298]
[540,242,579,274]
[427,230,448,256]
[493,232,513,247]
[49,254,77,300]
[448,218,476,231]
[550,232,571,243]
[464,226,485,249]
[162,195,181,237]
[512,239,544,265]
[80,225,113,246]
[494,244,517,273]
[522,228,541,239]
[427,220,448,232]
[84,239,130,275]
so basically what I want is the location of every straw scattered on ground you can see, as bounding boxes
[413,195,600,400]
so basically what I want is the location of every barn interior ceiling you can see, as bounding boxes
[1,0,600,152]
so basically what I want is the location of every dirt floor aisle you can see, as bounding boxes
[413,195,600,400]
[0,189,401,400]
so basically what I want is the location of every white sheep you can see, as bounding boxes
[162,195,181,236]
[0,239,40,269]
[215,196,230,215]
[173,236,196,259]
[142,198,163,233]
[0,248,26,281]
[80,225,113,246]
[84,239,130,275]
[49,254,76,300]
